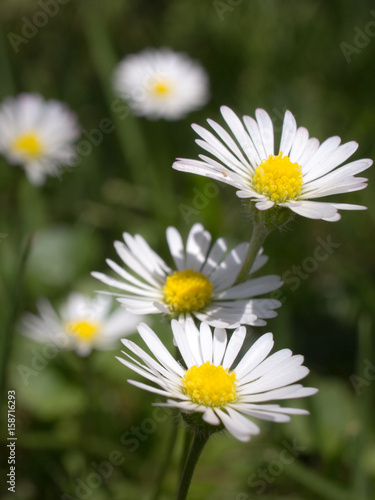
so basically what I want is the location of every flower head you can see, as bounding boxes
[20,293,140,356]
[118,320,318,442]
[113,48,209,120]
[173,107,373,221]
[92,223,282,328]
[0,93,80,185]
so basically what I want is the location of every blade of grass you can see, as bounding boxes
[351,313,373,500]
[78,0,173,225]
[0,21,17,96]
[284,459,365,500]
[0,233,33,404]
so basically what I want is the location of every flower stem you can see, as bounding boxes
[179,428,193,480]
[177,431,209,500]
[234,222,269,285]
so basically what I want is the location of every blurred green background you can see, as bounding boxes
[0,0,374,499]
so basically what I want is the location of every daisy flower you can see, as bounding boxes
[118,319,317,442]
[20,293,140,356]
[92,223,282,329]
[113,48,209,120]
[173,106,373,221]
[0,93,80,185]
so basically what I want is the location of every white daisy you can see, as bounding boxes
[20,293,140,356]
[92,223,282,329]
[173,106,373,221]
[113,48,209,120]
[0,93,80,185]
[118,319,318,442]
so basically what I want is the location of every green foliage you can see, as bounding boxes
[0,0,374,499]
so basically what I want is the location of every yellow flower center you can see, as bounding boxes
[12,132,44,160]
[150,79,173,98]
[182,361,237,407]
[163,269,213,315]
[65,320,100,343]
[252,152,303,203]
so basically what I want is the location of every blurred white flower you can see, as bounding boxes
[174,106,373,221]
[21,293,140,356]
[113,48,209,120]
[118,319,318,442]
[0,93,80,185]
[92,223,282,328]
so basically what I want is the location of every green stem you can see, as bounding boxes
[149,421,179,500]
[179,428,193,481]
[177,431,209,500]
[234,222,269,285]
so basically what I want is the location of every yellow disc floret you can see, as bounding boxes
[182,361,237,407]
[150,79,173,98]
[163,269,213,315]
[66,320,100,343]
[12,132,44,160]
[252,152,303,203]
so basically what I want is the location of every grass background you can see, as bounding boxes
[0,0,374,499]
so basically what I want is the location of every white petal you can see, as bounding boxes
[289,127,309,163]
[184,318,203,365]
[207,115,254,172]
[256,108,274,157]
[216,275,282,300]
[220,106,260,166]
[302,136,341,175]
[202,407,221,425]
[171,320,197,368]
[137,322,185,375]
[222,326,246,369]
[210,242,249,289]
[234,332,274,378]
[285,200,338,220]
[279,110,297,156]
[199,322,213,363]
[128,379,173,397]
[243,115,267,161]
[185,223,212,270]
[201,237,228,276]
[215,408,252,441]
[303,141,358,183]
[213,327,228,365]
[166,226,185,271]
[298,137,320,167]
